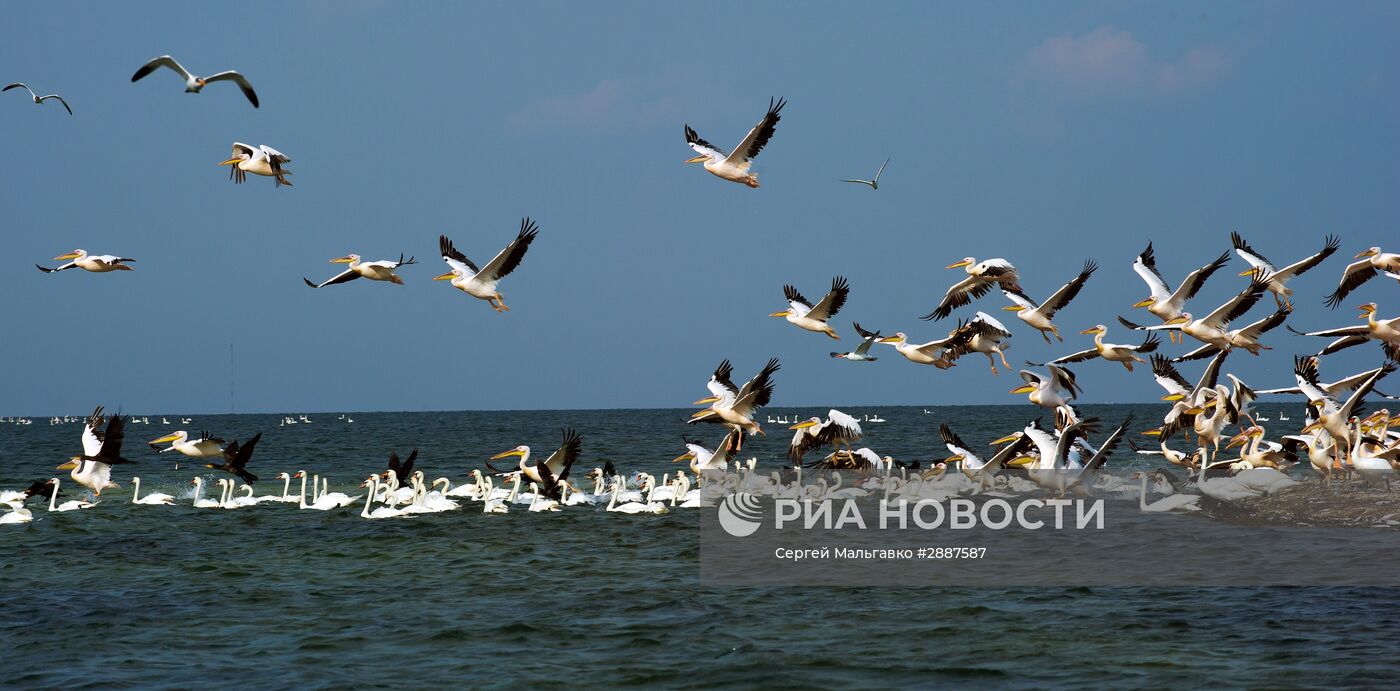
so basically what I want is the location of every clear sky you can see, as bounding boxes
[1,1,1397,415]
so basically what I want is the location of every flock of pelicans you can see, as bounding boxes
[9,54,1400,525]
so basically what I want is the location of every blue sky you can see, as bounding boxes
[1,1,1397,414]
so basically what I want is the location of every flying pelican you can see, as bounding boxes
[1325,247,1400,308]
[949,312,1013,373]
[1301,365,1393,468]
[1288,303,1400,361]
[1010,365,1082,417]
[840,158,889,189]
[876,329,961,368]
[690,358,780,450]
[672,430,740,475]
[3,83,71,115]
[490,428,582,499]
[36,249,134,273]
[1147,351,1229,440]
[831,322,880,361]
[220,143,291,187]
[1117,277,1270,349]
[56,407,134,496]
[923,258,1021,321]
[788,410,863,464]
[771,277,849,339]
[1171,307,1290,362]
[939,423,984,470]
[148,430,226,458]
[130,55,259,107]
[435,218,539,312]
[684,97,786,188]
[1256,355,1400,404]
[1035,326,1159,372]
[1130,242,1230,343]
[304,254,417,288]
[1231,232,1339,309]
[1000,260,1097,342]
[206,433,261,484]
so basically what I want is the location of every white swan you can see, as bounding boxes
[0,505,32,524]
[360,476,412,519]
[131,476,175,505]
[190,477,222,508]
[48,478,96,512]
[1133,472,1200,512]
[528,483,561,512]
[606,481,668,514]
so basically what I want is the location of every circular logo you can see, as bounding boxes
[717,493,763,537]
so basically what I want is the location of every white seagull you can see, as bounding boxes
[831,323,881,361]
[840,158,889,189]
[131,55,259,107]
[684,97,786,188]
[3,83,71,115]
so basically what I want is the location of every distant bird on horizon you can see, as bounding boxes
[131,55,259,107]
[3,83,71,115]
[840,158,889,189]
[684,97,785,188]
[36,249,134,274]
[220,142,291,187]
[436,218,539,312]
[304,254,417,288]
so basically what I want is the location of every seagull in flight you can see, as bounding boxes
[840,158,889,189]
[3,83,71,115]
[130,55,259,108]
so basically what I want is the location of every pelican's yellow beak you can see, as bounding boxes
[1001,305,1022,312]
[1225,434,1247,449]
[1358,303,1377,315]
[1161,393,1185,402]
[1142,428,1163,437]
[789,420,818,430]
[1300,421,1322,434]
[1239,268,1257,277]
[692,396,719,405]
[685,155,708,164]
[56,458,79,470]
[672,452,695,463]
[150,433,181,445]
[490,449,527,461]
[433,271,456,281]
[991,433,1021,445]
[946,259,972,269]
[944,454,964,464]
[1080,327,1102,335]
[1132,298,1156,308]
[689,409,714,419]
[878,336,902,343]
[1184,407,1205,416]
[1010,384,1036,394]
[218,157,241,166]
[1164,315,1190,325]
[1007,456,1036,467]
[54,252,80,261]
[1356,248,1379,259]
[769,310,791,318]
[330,256,355,264]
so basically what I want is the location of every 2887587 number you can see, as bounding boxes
[920,547,986,559]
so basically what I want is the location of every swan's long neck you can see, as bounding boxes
[281,475,292,500]
[131,477,142,504]
[49,478,60,511]
[607,484,619,510]
[1138,474,1149,511]
[361,478,376,518]
[297,472,308,509]
[508,477,520,503]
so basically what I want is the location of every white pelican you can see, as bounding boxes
[304,253,417,288]
[56,408,132,496]
[770,277,849,339]
[831,322,880,361]
[689,358,780,449]
[923,258,1021,321]
[1000,260,1097,342]
[204,433,260,485]
[1130,243,1230,343]
[489,428,582,499]
[130,477,174,506]
[1325,247,1400,308]
[684,97,785,188]
[840,158,889,189]
[939,423,984,471]
[672,430,740,475]
[788,410,862,464]
[1231,232,1338,309]
[1146,351,1229,439]
[220,143,291,187]
[148,430,225,459]
[3,83,71,115]
[46,478,96,512]
[1288,303,1400,361]
[949,312,1013,373]
[1172,307,1290,362]
[1010,365,1081,416]
[36,249,134,273]
[130,55,258,107]
[435,218,539,311]
[876,327,964,368]
[1039,326,1158,372]
[1117,278,1270,349]
[1301,365,1393,465]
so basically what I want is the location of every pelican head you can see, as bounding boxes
[1080,325,1107,335]
[1359,302,1377,318]
[1009,382,1037,395]
[56,457,81,470]
[331,254,360,264]
[990,431,1023,445]
[491,445,529,461]
[672,450,697,463]
[789,417,820,430]
[54,250,83,261]
[878,333,906,344]
[432,270,459,281]
[947,257,974,270]
[684,154,709,164]
[150,431,187,445]
[1356,247,1380,259]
